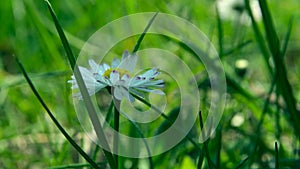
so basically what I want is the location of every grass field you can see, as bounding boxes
[0,0,300,168]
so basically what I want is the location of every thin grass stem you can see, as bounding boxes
[132,12,158,53]
[199,111,215,169]
[45,1,116,168]
[275,142,279,169]
[120,111,154,169]
[47,161,106,169]
[130,92,201,151]
[234,156,249,169]
[16,57,101,169]
[113,101,120,169]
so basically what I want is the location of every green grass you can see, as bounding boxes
[1,0,300,168]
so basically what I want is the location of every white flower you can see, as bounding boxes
[68,50,164,101]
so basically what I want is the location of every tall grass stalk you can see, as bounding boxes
[45,1,116,168]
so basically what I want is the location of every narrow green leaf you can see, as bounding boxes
[47,161,106,169]
[16,57,101,169]
[92,145,100,162]
[275,142,279,169]
[280,18,293,58]
[257,0,279,57]
[234,156,249,169]
[223,40,252,57]
[104,100,114,128]
[247,73,277,166]
[215,126,222,169]
[44,0,76,70]
[130,92,201,151]
[258,0,300,136]
[255,72,277,133]
[244,0,273,75]
[120,111,154,169]
[132,12,158,53]
[113,105,120,169]
[199,111,215,169]
[197,149,204,169]
[216,6,223,58]
[154,107,180,135]
[45,1,116,168]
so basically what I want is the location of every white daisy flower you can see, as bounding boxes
[68,50,164,102]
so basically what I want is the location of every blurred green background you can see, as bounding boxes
[0,0,300,168]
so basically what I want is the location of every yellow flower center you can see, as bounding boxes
[103,68,131,78]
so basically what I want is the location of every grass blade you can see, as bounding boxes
[275,142,279,169]
[44,1,116,168]
[113,105,120,169]
[222,40,252,57]
[281,18,293,58]
[120,111,154,169]
[44,0,76,70]
[132,12,158,53]
[216,6,223,58]
[47,162,106,169]
[199,111,215,169]
[197,149,205,169]
[234,156,249,169]
[130,92,201,151]
[244,0,273,75]
[257,0,300,136]
[215,126,222,169]
[16,57,101,169]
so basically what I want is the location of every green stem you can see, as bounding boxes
[234,157,249,169]
[215,126,222,169]
[45,1,116,168]
[199,111,215,169]
[113,100,120,169]
[120,111,154,169]
[130,92,201,150]
[132,12,158,53]
[44,0,76,70]
[275,142,279,169]
[16,57,101,169]
[47,162,106,169]
[216,5,223,58]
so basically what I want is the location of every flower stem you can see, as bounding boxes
[113,100,121,169]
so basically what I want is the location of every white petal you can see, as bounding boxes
[141,79,165,87]
[121,74,131,84]
[122,50,129,60]
[112,58,120,68]
[128,94,135,102]
[140,69,160,79]
[150,89,165,95]
[135,88,165,95]
[118,53,137,73]
[129,77,145,87]
[130,69,162,87]
[113,86,129,100]
[99,63,110,74]
[88,59,99,73]
[110,71,120,84]
[129,88,144,98]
